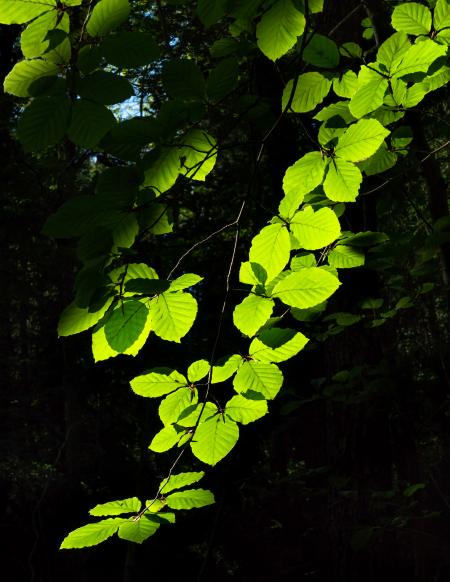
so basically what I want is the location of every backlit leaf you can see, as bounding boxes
[233,360,283,399]
[86,0,130,37]
[58,298,113,337]
[328,245,365,268]
[191,414,239,465]
[249,327,309,363]
[117,516,159,544]
[391,2,432,35]
[104,300,149,352]
[179,130,217,181]
[323,158,363,202]
[256,0,305,61]
[89,498,141,517]
[349,78,388,119]
[233,294,274,337]
[166,488,215,510]
[282,73,331,113]
[159,387,198,425]
[225,394,268,424]
[60,519,125,549]
[249,223,290,282]
[0,0,55,25]
[130,368,187,398]
[4,58,58,97]
[159,472,205,494]
[149,425,181,452]
[290,206,341,250]
[211,354,242,383]
[187,359,210,382]
[272,267,340,308]
[335,119,390,162]
[149,292,198,342]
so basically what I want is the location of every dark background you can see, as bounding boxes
[2,1,450,580]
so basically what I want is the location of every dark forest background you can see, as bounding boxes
[2,1,450,581]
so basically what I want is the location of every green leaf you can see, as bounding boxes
[92,311,152,361]
[333,70,358,99]
[117,516,159,544]
[77,44,102,73]
[314,100,356,124]
[282,73,331,113]
[303,34,339,68]
[89,498,141,517]
[0,0,55,24]
[86,0,130,37]
[391,39,447,78]
[143,147,180,195]
[162,59,206,101]
[191,415,239,465]
[377,32,410,73]
[100,32,159,68]
[249,327,309,363]
[187,359,210,382]
[4,58,58,97]
[434,0,450,31]
[131,368,187,398]
[239,261,267,285]
[17,96,70,152]
[166,488,215,510]
[211,354,242,383]
[340,42,362,59]
[101,117,161,161]
[391,2,432,35]
[77,71,134,105]
[125,278,170,295]
[20,10,68,58]
[290,206,340,250]
[361,297,383,309]
[159,472,205,494]
[206,57,239,102]
[179,130,217,181]
[233,360,283,399]
[149,425,181,452]
[176,401,217,428]
[335,119,390,163]
[291,252,316,270]
[67,99,116,148]
[197,0,228,26]
[349,77,388,119]
[60,518,125,549]
[58,298,113,337]
[272,267,340,308]
[139,203,173,235]
[225,394,268,424]
[249,223,290,282]
[323,159,362,202]
[328,245,365,268]
[233,294,274,337]
[281,151,328,209]
[256,0,305,61]
[169,273,203,292]
[149,292,198,342]
[159,387,198,425]
[359,143,397,176]
[104,300,149,352]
